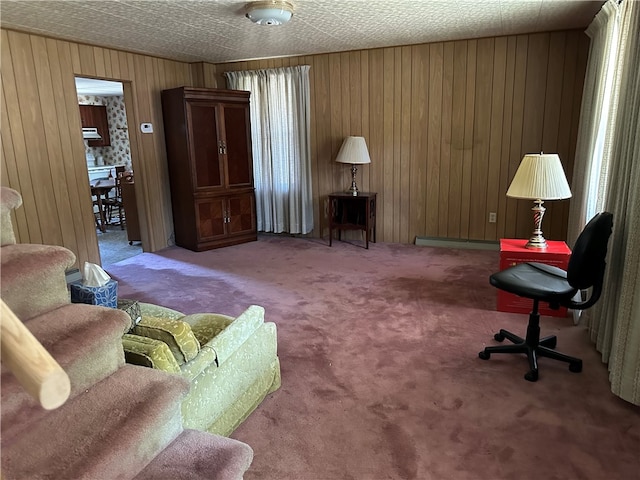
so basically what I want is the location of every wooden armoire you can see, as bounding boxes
[161,87,257,251]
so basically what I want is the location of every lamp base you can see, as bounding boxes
[525,235,548,249]
[347,164,359,196]
[525,200,547,249]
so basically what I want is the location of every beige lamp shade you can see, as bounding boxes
[507,153,571,249]
[336,136,370,195]
[506,153,572,200]
[335,136,371,165]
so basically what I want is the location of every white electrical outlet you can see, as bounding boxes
[489,212,497,223]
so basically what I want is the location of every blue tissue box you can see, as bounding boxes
[70,280,118,308]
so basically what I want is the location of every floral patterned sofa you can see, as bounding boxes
[122,303,280,436]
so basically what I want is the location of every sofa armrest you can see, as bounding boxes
[179,345,218,381]
[182,305,265,366]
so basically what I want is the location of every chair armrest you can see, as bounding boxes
[561,282,603,310]
[183,305,265,366]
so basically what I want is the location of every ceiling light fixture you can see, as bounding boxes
[245,1,294,25]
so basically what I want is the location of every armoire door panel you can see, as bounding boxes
[227,194,256,236]
[196,198,226,240]
[187,102,223,189]
[223,104,253,187]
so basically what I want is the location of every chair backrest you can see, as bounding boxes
[567,212,613,290]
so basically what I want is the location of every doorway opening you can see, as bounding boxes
[75,77,142,266]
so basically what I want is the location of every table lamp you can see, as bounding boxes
[506,153,572,249]
[335,136,371,196]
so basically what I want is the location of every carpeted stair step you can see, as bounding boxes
[1,364,190,480]
[134,429,254,480]
[0,243,76,321]
[1,303,131,441]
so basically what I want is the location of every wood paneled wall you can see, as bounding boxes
[210,30,589,243]
[1,29,193,268]
[0,28,589,270]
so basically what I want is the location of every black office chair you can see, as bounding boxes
[479,212,613,381]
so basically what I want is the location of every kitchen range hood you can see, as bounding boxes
[82,127,102,140]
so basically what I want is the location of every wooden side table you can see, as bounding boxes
[498,239,571,317]
[328,192,376,249]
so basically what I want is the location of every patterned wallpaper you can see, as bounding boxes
[78,94,132,171]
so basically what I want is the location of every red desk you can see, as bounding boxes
[498,239,571,317]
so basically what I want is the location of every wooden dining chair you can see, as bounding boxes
[104,166,126,229]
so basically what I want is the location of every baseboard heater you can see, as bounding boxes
[415,237,499,251]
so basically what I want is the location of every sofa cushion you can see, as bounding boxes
[122,334,181,373]
[133,317,200,365]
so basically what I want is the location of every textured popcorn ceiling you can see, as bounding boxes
[0,0,603,63]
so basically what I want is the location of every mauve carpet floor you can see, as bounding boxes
[107,234,640,480]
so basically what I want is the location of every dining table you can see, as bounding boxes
[90,178,115,232]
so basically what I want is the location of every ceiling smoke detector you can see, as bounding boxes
[245,1,294,25]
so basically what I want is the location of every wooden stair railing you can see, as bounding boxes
[0,298,70,410]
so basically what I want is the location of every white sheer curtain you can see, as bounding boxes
[571,0,640,405]
[567,0,621,245]
[225,66,314,235]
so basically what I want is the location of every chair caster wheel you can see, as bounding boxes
[494,332,505,342]
[569,361,583,373]
[524,370,539,382]
[478,351,490,360]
